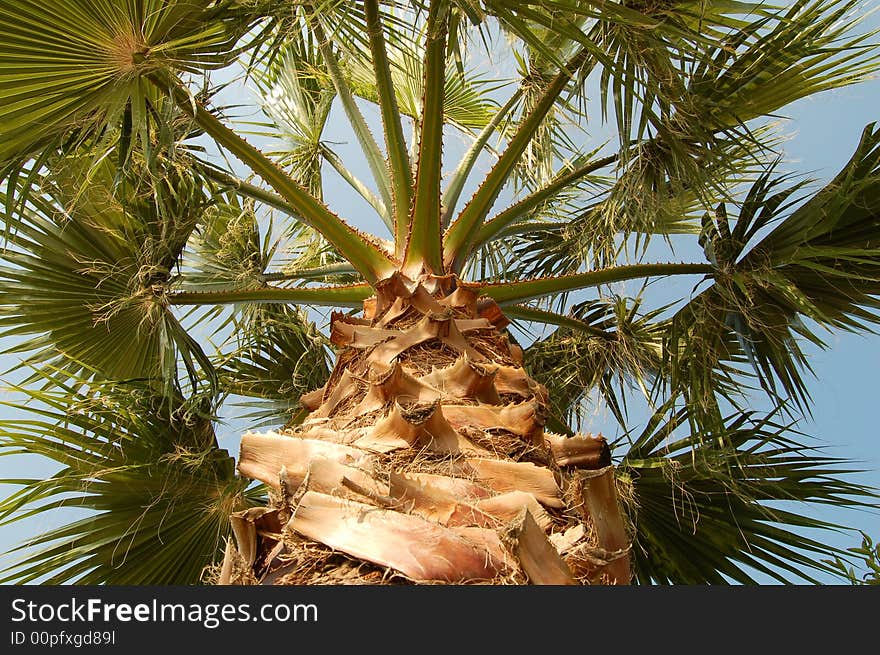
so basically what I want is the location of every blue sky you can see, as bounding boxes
[1,6,879,583]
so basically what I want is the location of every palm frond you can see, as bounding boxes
[523,295,666,433]
[0,370,261,584]
[344,12,503,133]
[505,41,588,189]
[619,402,877,584]
[824,532,880,584]
[218,304,331,429]
[363,0,415,239]
[0,147,214,393]
[182,191,274,293]
[686,0,879,131]
[251,34,336,199]
[0,0,255,172]
[404,0,450,274]
[666,124,880,413]
[444,46,594,273]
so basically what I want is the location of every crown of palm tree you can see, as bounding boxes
[0,0,879,584]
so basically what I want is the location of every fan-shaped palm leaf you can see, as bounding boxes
[252,35,336,200]
[0,370,261,584]
[666,123,880,413]
[218,304,331,429]
[618,402,877,584]
[524,296,666,433]
[0,148,214,392]
[0,0,255,171]
[346,25,503,134]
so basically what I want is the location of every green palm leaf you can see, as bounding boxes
[666,124,880,412]
[182,191,274,293]
[346,25,503,135]
[686,0,878,131]
[0,0,253,170]
[619,402,877,584]
[0,148,214,391]
[0,370,261,584]
[524,296,666,433]
[251,35,336,200]
[218,304,331,429]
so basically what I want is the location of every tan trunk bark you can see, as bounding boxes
[219,272,632,585]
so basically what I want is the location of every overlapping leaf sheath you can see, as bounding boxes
[220,273,632,585]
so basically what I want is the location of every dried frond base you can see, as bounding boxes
[223,272,634,586]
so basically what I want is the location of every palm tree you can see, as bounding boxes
[0,0,878,585]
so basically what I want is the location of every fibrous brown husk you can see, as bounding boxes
[223,272,632,586]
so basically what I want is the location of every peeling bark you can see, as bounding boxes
[419,356,501,403]
[546,432,611,469]
[238,432,374,489]
[297,458,390,502]
[404,472,493,500]
[225,271,632,585]
[459,458,563,508]
[287,491,509,582]
[578,467,632,584]
[389,471,498,527]
[217,540,239,585]
[474,491,554,531]
[507,509,577,585]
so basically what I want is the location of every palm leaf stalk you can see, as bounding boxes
[0,0,878,585]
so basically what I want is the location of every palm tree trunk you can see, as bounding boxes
[218,272,632,585]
